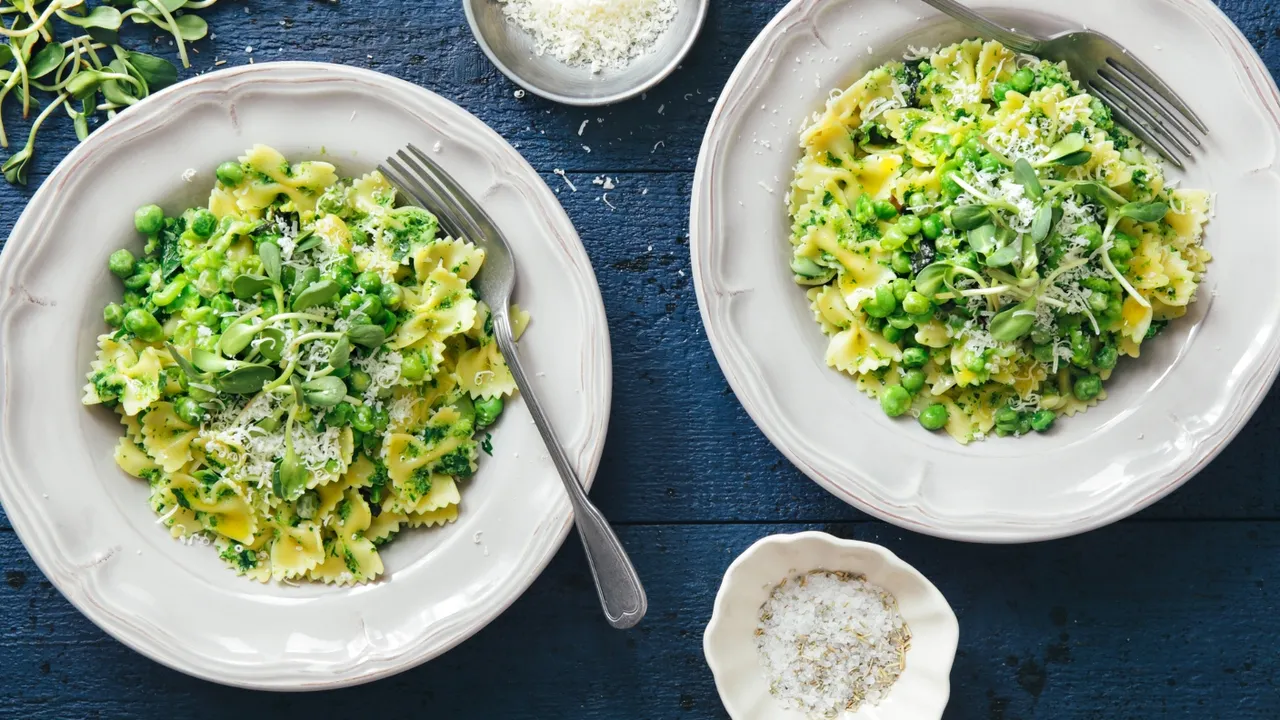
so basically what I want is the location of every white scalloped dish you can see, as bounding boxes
[691,0,1280,542]
[703,532,959,719]
[0,62,611,689]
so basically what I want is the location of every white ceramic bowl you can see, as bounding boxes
[0,62,611,689]
[704,532,958,719]
[690,0,1280,542]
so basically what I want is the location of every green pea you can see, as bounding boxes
[880,226,908,251]
[338,292,363,316]
[348,369,372,394]
[1016,414,1033,435]
[103,303,126,327]
[356,271,383,294]
[356,294,383,318]
[260,297,279,317]
[372,406,390,433]
[379,310,398,336]
[174,396,206,426]
[1076,225,1102,252]
[108,249,136,278]
[190,209,217,239]
[901,292,930,316]
[873,199,899,220]
[216,161,244,187]
[887,313,915,330]
[1031,410,1056,433]
[1033,344,1055,363]
[1087,291,1109,313]
[932,135,952,157]
[965,352,987,374]
[865,284,897,318]
[907,192,928,210]
[891,251,913,276]
[896,214,922,236]
[1030,328,1053,345]
[1011,68,1035,94]
[921,214,944,240]
[475,396,504,428]
[956,145,981,166]
[865,315,887,333]
[890,278,911,301]
[380,283,404,310]
[901,369,926,394]
[351,405,375,433]
[1070,329,1093,367]
[880,385,911,418]
[941,172,963,198]
[854,195,876,223]
[123,271,152,291]
[1094,345,1118,371]
[1109,233,1135,263]
[978,153,1003,173]
[295,490,320,520]
[992,82,1011,104]
[401,353,425,381]
[332,266,355,291]
[123,308,163,342]
[1074,374,1103,401]
[883,325,905,343]
[134,204,164,235]
[910,309,934,324]
[326,402,354,428]
[188,385,214,402]
[901,347,928,369]
[919,403,949,431]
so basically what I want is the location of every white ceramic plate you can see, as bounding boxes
[691,0,1280,542]
[704,532,958,719]
[0,62,611,689]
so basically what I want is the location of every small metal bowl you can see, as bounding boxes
[463,0,708,106]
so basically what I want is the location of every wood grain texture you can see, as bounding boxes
[0,0,1278,716]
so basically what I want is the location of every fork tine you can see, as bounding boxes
[381,155,473,240]
[1090,78,1191,165]
[1105,55,1208,134]
[403,144,502,240]
[1098,66,1199,146]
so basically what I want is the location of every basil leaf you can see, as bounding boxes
[1055,150,1092,167]
[989,300,1038,342]
[1013,159,1043,200]
[986,241,1021,268]
[293,229,320,253]
[292,279,340,311]
[258,240,282,284]
[967,224,997,255]
[300,377,347,408]
[1031,204,1054,243]
[327,336,351,369]
[218,321,260,357]
[914,263,951,298]
[232,274,272,299]
[215,365,276,394]
[950,204,990,232]
[165,343,205,380]
[1118,201,1169,223]
[27,43,64,80]
[191,348,230,374]
[257,328,287,362]
[173,14,208,40]
[346,324,388,348]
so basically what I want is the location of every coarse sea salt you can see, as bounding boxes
[755,570,910,718]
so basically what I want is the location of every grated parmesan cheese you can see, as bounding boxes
[497,0,677,73]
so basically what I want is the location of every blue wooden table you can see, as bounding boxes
[2,1,1279,717]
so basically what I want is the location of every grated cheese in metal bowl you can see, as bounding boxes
[755,570,910,718]
[497,0,677,73]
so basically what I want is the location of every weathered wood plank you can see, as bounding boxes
[1,522,1277,718]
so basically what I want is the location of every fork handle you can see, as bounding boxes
[916,0,1042,54]
[493,314,648,630]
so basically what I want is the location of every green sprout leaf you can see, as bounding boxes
[165,343,206,380]
[913,263,951,298]
[292,279,340,311]
[61,5,124,31]
[232,274,272,299]
[327,335,351,369]
[967,224,997,255]
[986,241,1021,268]
[258,240,282,284]
[1055,150,1093,166]
[256,327,287,362]
[950,204,991,232]
[1031,204,1054,243]
[27,43,65,80]
[1118,201,1169,223]
[346,324,388,349]
[989,300,1038,342]
[293,229,320,253]
[191,348,231,374]
[218,321,261,357]
[1013,159,1043,200]
[215,365,276,394]
[1036,133,1085,166]
[300,377,347,408]
[173,14,207,41]
[124,51,177,91]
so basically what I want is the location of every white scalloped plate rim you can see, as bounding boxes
[702,532,959,719]
[691,0,1280,542]
[0,62,611,689]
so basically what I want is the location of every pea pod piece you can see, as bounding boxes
[292,279,340,312]
[346,324,388,349]
[215,365,276,394]
[300,377,347,408]
[232,274,272,299]
[989,300,1038,342]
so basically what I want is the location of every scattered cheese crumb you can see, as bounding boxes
[578,120,589,136]
[181,168,197,183]
[552,168,577,191]
[514,89,525,98]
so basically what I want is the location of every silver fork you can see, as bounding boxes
[919,0,1208,168]
[380,144,648,630]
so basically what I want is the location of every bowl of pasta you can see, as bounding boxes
[691,0,1280,541]
[0,62,611,688]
